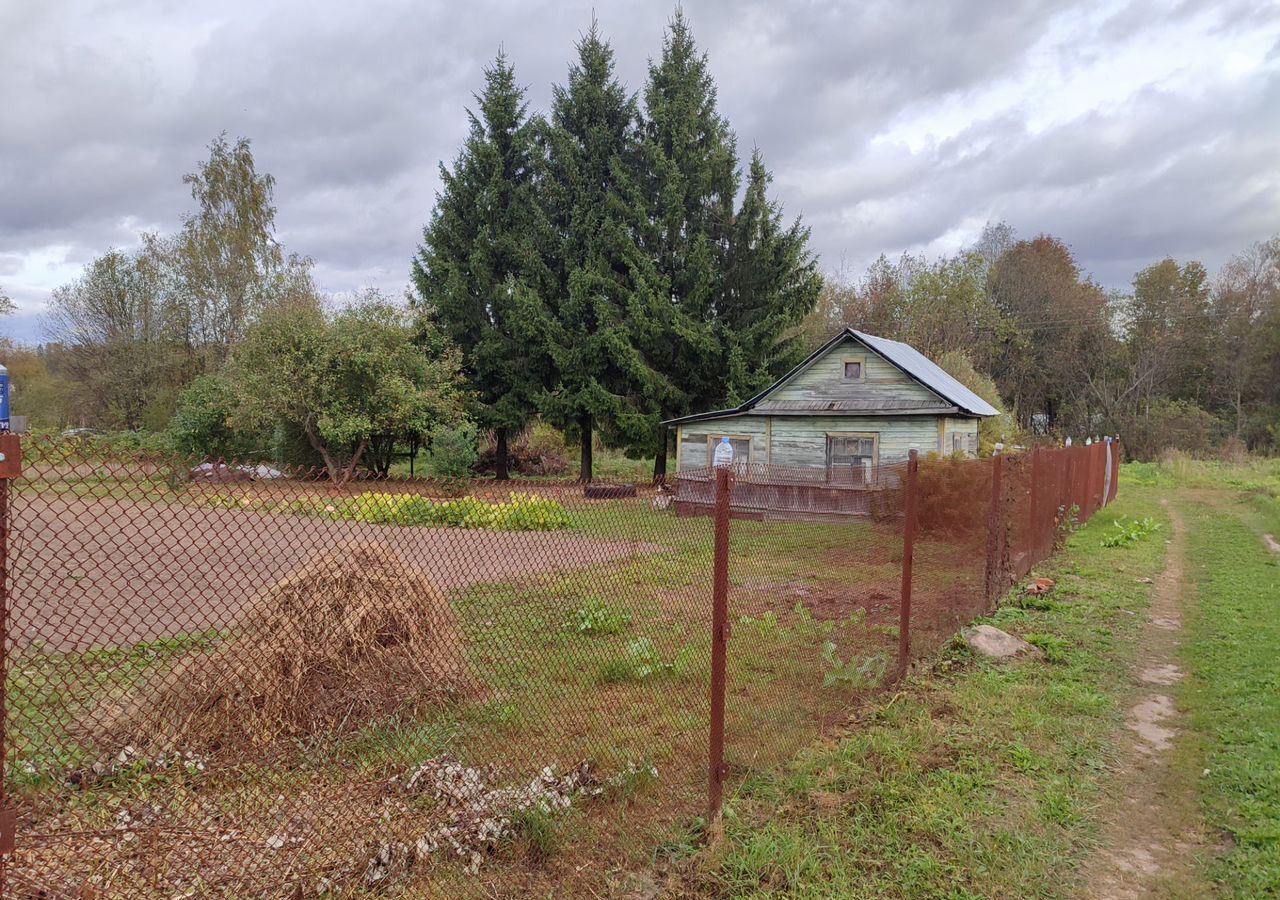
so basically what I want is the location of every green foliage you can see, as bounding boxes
[1056,503,1082,546]
[1023,632,1070,663]
[246,491,571,532]
[606,759,660,801]
[572,598,632,636]
[595,637,693,684]
[425,422,480,478]
[509,805,560,861]
[820,642,888,689]
[1099,516,1161,547]
[936,349,1021,451]
[1121,398,1226,461]
[412,52,556,478]
[169,373,259,459]
[229,294,466,482]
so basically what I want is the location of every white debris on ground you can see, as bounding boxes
[363,756,654,885]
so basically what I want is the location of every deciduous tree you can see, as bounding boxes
[226,294,466,483]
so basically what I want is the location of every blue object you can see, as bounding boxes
[0,363,9,433]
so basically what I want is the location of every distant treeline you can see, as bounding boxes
[797,226,1280,459]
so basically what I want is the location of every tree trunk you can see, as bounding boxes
[653,423,668,484]
[579,414,593,483]
[301,418,342,484]
[340,440,369,485]
[495,428,510,481]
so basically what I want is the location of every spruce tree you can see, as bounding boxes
[542,22,661,481]
[633,10,738,479]
[721,149,823,403]
[412,51,554,479]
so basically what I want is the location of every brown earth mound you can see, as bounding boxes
[100,541,471,753]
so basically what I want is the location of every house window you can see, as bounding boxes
[826,433,878,484]
[842,357,865,381]
[706,434,752,468]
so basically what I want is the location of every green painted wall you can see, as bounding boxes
[676,413,968,471]
[767,415,940,467]
[677,417,768,470]
[766,336,943,405]
[941,416,979,454]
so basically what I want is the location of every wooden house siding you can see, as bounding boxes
[768,415,941,467]
[677,417,769,470]
[766,336,943,406]
[940,416,979,454]
[676,413,950,472]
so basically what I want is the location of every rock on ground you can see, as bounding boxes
[962,624,1041,658]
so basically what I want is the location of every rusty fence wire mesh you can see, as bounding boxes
[1,436,1119,898]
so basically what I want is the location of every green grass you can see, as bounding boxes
[1120,454,1280,497]
[1181,496,1280,896]
[694,488,1169,898]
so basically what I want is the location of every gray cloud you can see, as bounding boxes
[1,0,1278,343]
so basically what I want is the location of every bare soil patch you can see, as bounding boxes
[9,496,655,652]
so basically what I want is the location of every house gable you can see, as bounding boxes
[762,334,947,408]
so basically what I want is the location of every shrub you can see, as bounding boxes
[491,493,572,531]
[474,421,571,477]
[1122,399,1226,461]
[284,491,571,532]
[426,422,480,478]
[915,454,991,537]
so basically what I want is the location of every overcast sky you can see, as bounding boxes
[2,0,1278,342]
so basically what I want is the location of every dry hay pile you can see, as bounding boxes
[100,541,471,753]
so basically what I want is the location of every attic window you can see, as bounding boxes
[842,358,864,381]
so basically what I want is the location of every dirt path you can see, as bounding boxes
[1086,501,1207,898]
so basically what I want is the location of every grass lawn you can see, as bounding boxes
[688,485,1169,898]
[684,460,1280,899]
[1180,490,1280,896]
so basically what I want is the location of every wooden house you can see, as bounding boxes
[664,329,998,517]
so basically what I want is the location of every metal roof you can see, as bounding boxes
[662,328,1000,426]
[848,330,1000,417]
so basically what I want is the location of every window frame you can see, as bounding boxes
[841,355,867,382]
[705,433,753,466]
[824,430,880,480]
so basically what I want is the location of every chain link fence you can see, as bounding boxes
[0,435,1118,898]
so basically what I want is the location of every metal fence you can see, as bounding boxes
[0,435,1119,898]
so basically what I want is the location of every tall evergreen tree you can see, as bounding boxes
[721,149,823,403]
[541,22,662,481]
[633,9,738,479]
[412,52,554,479]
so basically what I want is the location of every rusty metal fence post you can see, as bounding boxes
[985,451,1004,605]
[708,465,733,824]
[0,433,21,890]
[1028,447,1041,558]
[897,449,918,680]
